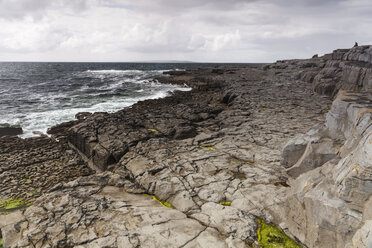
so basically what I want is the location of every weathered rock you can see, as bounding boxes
[310,46,372,96]
[0,173,242,248]
[281,125,323,168]
[0,136,93,203]
[350,220,372,248]
[66,89,224,171]
[325,90,372,156]
[286,136,339,178]
[281,90,372,248]
[1,46,371,248]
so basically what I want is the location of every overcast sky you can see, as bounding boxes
[0,0,371,62]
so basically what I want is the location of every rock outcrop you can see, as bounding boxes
[278,47,372,248]
[0,46,371,248]
[308,46,372,96]
[280,89,372,248]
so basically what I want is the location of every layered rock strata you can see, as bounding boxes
[277,46,372,248]
[281,90,372,248]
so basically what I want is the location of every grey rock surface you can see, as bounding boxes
[1,46,371,248]
[280,90,372,247]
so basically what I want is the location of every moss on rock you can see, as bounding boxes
[257,219,301,248]
[198,146,217,151]
[0,197,32,215]
[152,196,174,208]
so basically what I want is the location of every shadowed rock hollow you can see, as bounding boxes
[0,46,371,248]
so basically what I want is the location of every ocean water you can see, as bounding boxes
[0,62,237,138]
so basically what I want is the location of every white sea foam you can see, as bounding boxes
[1,65,191,138]
[86,69,143,74]
[85,69,167,77]
[97,80,125,91]
[17,84,191,138]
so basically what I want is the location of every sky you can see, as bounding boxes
[0,0,371,62]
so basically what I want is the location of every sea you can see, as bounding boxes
[0,62,243,138]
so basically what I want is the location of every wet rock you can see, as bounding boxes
[75,112,92,120]
[0,126,23,137]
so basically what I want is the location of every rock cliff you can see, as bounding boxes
[0,46,371,248]
[278,46,372,247]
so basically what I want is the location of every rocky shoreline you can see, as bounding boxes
[0,46,371,248]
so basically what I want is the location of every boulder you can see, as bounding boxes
[281,124,324,168]
[286,137,338,178]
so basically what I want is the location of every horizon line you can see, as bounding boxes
[0,60,269,64]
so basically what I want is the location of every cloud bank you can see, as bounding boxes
[0,0,371,62]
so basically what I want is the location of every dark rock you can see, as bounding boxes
[163,70,187,76]
[47,119,81,139]
[211,68,224,74]
[75,112,92,120]
[221,91,237,105]
[0,134,93,205]
[0,126,23,137]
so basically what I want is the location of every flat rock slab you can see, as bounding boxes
[0,172,244,248]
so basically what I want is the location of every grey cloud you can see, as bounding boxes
[106,0,256,12]
[0,0,91,19]
[0,25,72,53]
[107,0,346,12]
[0,0,371,62]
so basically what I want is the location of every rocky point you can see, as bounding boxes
[0,46,371,248]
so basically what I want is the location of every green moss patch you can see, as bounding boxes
[218,202,231,206]
[152,196,174,208]
[0,198,32,215]
[29,190,37,195]
[0,238,3,248]
[198,146,217,151]
[257,219,301,248]
[144,194,174,208]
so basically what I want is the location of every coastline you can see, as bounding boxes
[1,46,371,247]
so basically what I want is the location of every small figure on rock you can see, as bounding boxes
[354,42,358,47]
